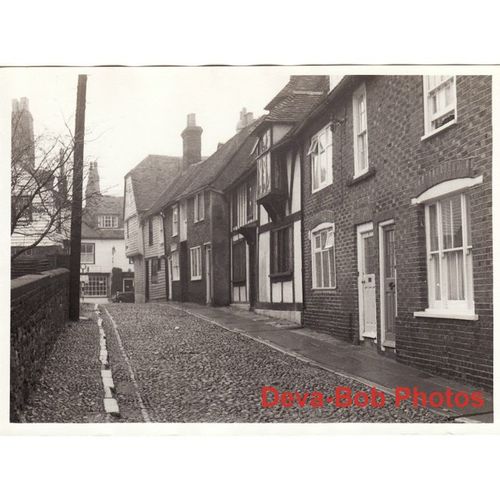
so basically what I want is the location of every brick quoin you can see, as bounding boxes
[300,76,492,391]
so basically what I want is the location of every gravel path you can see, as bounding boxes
[23,304,107,423]
[102,303,449,423]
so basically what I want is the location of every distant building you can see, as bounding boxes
[81,162,133,299]
[11,97,69,260]
[124,155,183,303]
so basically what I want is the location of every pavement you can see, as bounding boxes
[167,302,494,423]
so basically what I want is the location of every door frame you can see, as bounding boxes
[378,219,397,350]
[204,242,212,304]
[357,221,376,340]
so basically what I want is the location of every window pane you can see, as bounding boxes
[465,194,471,245]
[315,250,322,287]
[451,194,463,247]
[441,198,453,249]
[431,254,441,300]
[328,247,335,287]
[429,204,439,251]
[322,250,329,287]
[315,234,321,250]
[447,251,464,300]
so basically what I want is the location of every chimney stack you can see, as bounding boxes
[181,113,202,169]
[236,108,255,131]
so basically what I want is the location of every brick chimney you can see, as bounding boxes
[85,161,101,203]
[181,113,202,168]
[236,107,255,131]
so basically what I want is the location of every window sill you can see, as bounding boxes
[194,219,205,224]
[413,309,478,321]
[311,182,333,195]
[311,286,337,291]
[190,277,202,282]
[421,119,457,141]
[232,280,247,286]
[348,168,376,186]
[270,271,293,282]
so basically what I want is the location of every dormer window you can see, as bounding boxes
[97,215,118,228]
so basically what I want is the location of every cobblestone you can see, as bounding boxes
[103,303,449,423]
[23,304,107,423]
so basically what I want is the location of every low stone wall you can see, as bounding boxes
[10,268,70,422]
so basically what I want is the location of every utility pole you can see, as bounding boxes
[69,74,87,321]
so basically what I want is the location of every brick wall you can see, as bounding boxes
[10,268,69,421]
[301,75,492,390]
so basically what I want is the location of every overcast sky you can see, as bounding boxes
[3,67,343,197]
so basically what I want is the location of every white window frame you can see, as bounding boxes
[308,123,333,193]
[97,215,118,229]
[171,251,180,281]
[310,222,336,290]
[352,83,369,178]
[422,75,457,139]
[81,242,95,264]
[190,246,202,281]
[194,191,205,222]
[172,204,179,236]
[412,180,480,321]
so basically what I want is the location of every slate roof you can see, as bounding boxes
[82,195,125,239]
[126,155,182,214]
[146,117,264,216]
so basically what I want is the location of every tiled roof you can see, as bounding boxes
[146,118,264,216]
[82,195,125,239]
[126,155,182,213]
[264,75,330,111]
[265,92,328,123]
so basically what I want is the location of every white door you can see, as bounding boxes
[357,223,377,339]
[205,244,212,304]
[167,256,173,299]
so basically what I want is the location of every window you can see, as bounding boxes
[190,246,202,280]
[257,153,271,198]
[81,243,95,264]
[232,240,247,284]
[424,193,473,313]
[194,191,205,222]
[311,224,336,289]
[171,251,180,281]
[82,274,108,297]
[126,220,130,239]
[352,83,368,177]
[308,123,333,192]
[13,195,32,224]
[148,218,154,245]
[97,215,119,228]
[151,257,159,284]
[246,175,257,223]
[271,225,293,277]
[172,205,179,236]
[423,76,457,136]
[128,257,134,264]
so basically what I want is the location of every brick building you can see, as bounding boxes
[294,75,492,389]
[147,112,261,306]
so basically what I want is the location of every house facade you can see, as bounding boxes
[296,75,492,389]
[147,112,259,307]
[81,162,133,298]
[123,154,182,303]
[226,76,329,323]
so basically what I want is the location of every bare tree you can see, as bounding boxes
[10,106,97,261]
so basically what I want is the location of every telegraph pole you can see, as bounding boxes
[69,75,87,321]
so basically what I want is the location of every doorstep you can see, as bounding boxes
[167,301,494,423]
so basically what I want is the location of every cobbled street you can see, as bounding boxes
[100,303,448,423]
[23,302,450,423]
